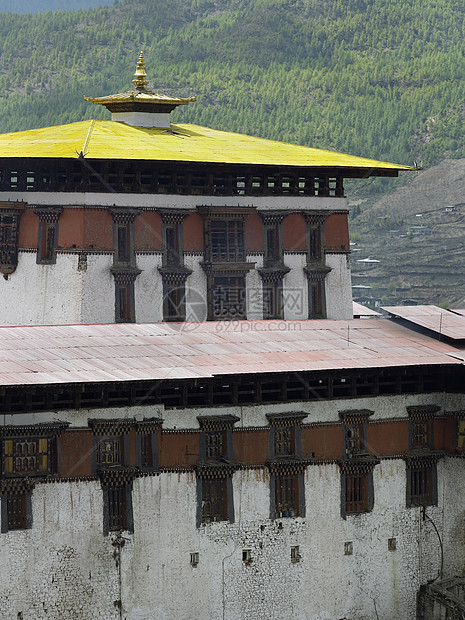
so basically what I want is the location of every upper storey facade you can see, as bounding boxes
[0,54,411,326]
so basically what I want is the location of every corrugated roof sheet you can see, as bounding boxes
[0,318,462,387]
[353,302,381,317]
[382,305,465,340]
[0,119,412,171]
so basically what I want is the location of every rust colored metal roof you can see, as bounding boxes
[0,318,463,387]
[353,302,381,317]
[449,309,465,317]
[382,305,465,340]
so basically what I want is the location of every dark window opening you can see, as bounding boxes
[202,478,227,523]
[309,281,324,319]
[117,224,129,262]
[264,221,283,267]
[115,282,134,323]
[345,473,369,514]
[458,420,465,451]
[163,284,186,322]
[37,221,58,263]
[212,176,227,194]
[164,225,181,267]
[309,227,322,261]
[140,434,153,469]
[108,484,127,531]
[275,474,298,518]
[408,464,435,507]
[7,495,27,530]
[0,214,20,269]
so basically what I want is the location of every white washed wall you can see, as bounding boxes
[2,391,464,430]
[135,253,163,323]
[80,254,114,324]
[1,252,84,326]
[0,457,463,619]
[283,252,307,320]
[325,252,353,319]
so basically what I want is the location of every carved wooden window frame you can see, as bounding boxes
[34,207,62,265]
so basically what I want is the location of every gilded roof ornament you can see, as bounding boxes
[84,53,196,119]
[132,51,149,90]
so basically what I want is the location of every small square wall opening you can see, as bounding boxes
[388,538,397,552]
[344,541,353,556]
[190,552,199,567]
[291,545,301,563]
[242,549,252,565]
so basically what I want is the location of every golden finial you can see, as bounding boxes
[132,51,149,89]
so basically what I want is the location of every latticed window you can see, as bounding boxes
[309,226,322,261]
[210,219,245,262]
[0,208,22,274]
[265,225,280,265]
[115,282,133,323]
[411,420,429,450]
[309,281,324,318]
[202,478,227,523]
[212,276,246,319]
[345,474,368,513]
[275,474,298,517]
[42,223,56,260]
[108,485,126,531]
[7,495,27,530]
[458,419,465,451]
[0,216,15,263]
[140,434,153,469]
[408,463,435,507]
[206,431,224,460]
[164,224,181,267]
[275,427,293,457]
[116,222,130,262]
[97,436,122,467]
[3,437,50,475]
[345,424,363,457]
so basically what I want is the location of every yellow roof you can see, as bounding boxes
[0,119,411,170]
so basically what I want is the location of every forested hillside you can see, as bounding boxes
[0,0,113,13]
[0,0,465,195]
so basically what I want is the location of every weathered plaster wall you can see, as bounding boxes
[0,481,118,619]
[1,252,84,326]
[80,254,114,324]
[135,253,163,323]
[325,251,353,319]
[283,252,308,320]
[1,458,463,619]
[3,391,463,430]
[185,253,208,322]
